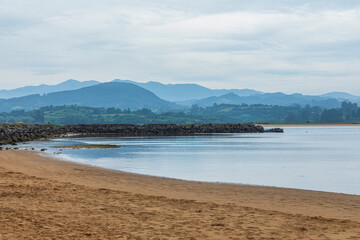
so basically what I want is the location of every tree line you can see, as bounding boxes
[0,102,359,125]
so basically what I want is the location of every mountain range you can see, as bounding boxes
[0,82,177,112]
[112,79,263,102]
[0,79,99,99]
[0,79,263,101]
[0,79,359,112]
[193,93,341,109]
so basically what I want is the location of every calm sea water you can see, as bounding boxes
[14,127,360,195]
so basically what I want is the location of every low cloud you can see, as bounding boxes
[0,0,360,94]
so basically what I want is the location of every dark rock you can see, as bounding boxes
[0,123,283,145]
[265,128,284,133]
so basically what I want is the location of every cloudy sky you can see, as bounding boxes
[1,0,360,94]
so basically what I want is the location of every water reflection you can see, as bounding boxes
[13,127,360,195]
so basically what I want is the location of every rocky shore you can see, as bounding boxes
[0,124,65,145]
[0,123,283,145]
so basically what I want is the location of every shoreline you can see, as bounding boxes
[47,150,360,197]
[1,150,360,239]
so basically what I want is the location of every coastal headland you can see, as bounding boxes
[0,150,359,239]
[0,123,283,145]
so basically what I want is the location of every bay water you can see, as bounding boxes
[15,127,360,195]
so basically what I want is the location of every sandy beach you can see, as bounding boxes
[0,150,359,239]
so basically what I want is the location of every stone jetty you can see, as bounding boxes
[0,123,283,145]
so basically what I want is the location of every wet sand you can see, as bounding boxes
[0,150,359,239]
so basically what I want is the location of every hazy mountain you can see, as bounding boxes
[193,92,341,108]
[0,79,100,99]
[0,79,262,101]
[320,92,360,103]
[112,79,263,101]
[0,82,178,112]
[1,79,359,107]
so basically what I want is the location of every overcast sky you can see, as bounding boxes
[1,0,360,94]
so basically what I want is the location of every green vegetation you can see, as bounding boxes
[0,105,234,124]
[0,102,359,124]
[53,144,120,149]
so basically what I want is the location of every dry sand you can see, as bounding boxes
[0,150,359,239]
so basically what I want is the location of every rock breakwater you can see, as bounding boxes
[0,123,65,145]
[0,123,283,145]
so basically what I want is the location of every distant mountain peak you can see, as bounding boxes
[0,80,100,99]
[1,79,359,109]
[321,92,359,99]
[193,91,343,109]
[0,82,178,112]
[62,79,78,83]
